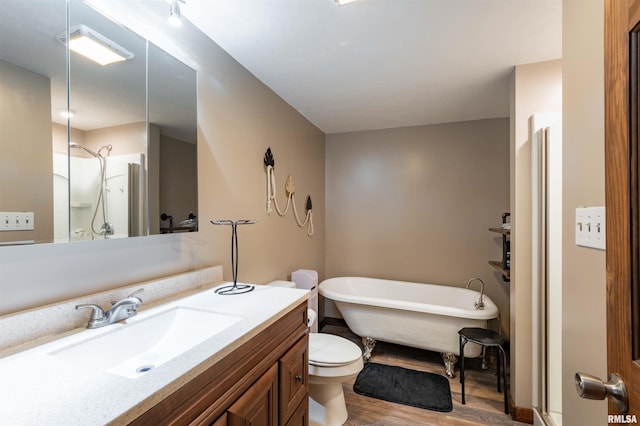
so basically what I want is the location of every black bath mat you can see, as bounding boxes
[353,362,453,412]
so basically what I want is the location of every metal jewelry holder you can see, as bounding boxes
[210,219,257,295]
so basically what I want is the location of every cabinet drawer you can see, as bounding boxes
[279,335,309,424]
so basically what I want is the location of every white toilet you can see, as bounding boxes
[267,278,363,426]
[307,315,364,426]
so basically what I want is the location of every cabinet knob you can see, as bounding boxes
[295,375,302,382]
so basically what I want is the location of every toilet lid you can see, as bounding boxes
[309,333,362,366]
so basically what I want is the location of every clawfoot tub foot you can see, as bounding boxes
[362,337,377,361]
[441,352,458,378]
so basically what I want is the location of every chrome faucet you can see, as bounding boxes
[466,278,485,310]
[76,288,144,329]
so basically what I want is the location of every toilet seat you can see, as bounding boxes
[309,333,362,367]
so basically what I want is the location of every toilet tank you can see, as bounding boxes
[292,270,318,332]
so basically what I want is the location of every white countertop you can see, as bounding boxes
[0,283,309,425]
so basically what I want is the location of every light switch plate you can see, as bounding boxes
[575,207,605,250]
[0,212,34,231]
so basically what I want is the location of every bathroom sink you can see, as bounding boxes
[50,307,242,379]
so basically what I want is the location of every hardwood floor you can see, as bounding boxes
[320,321,527,426]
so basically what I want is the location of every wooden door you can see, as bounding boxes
[278,336,309,425]
[228,363,279,426]
[604,0,640,416]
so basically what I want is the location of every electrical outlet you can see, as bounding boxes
[576,207,605,250]
[0,212,35,231]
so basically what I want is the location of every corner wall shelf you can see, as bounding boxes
[489,226,510,282]
[488,227,510,235]
[488,260,510,280]
[70,202,92,208]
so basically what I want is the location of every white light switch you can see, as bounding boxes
[0,212,34,231]
[576,207,605,250]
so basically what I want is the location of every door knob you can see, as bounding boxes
[575,372,628,413]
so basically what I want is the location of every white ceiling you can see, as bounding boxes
[183,0,562,134]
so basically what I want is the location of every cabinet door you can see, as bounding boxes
[283,399,308,426]
[211,413,227,426]
[279,335,308,425]
[228,363,278,426]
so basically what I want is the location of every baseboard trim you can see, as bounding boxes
[533,407,545,426]
[319,316,346,330]
[509,397,534,424]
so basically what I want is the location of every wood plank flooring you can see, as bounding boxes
[320,321,528,426]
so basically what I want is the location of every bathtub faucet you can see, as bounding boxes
[466,278,485,310]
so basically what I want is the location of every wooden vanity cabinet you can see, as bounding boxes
[128,302,308,426]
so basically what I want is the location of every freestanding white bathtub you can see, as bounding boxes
[319,277,499,377]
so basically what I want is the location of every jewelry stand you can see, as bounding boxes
[210,219,257,295]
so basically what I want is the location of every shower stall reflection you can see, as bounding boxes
[53,145,146,242]
[70,142,113,239]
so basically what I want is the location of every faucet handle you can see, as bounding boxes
[128,288,144,300]
[110,289,145,306]
[76,304,105,321]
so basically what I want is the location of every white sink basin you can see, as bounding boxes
[50,307,242,379]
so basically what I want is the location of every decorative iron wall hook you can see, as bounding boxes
[264,147,314,236]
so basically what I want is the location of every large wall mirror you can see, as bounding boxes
[0,0,197,246]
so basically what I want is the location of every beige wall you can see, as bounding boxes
[562,1,607,424]
[0,59,53,245]
[56,122,146,157]
[325,119,510,334]
[52,123,88,154]
[509,59,562,409]
[85,122,147,156]
[52,123,71,154]
[0,16,325,314]
[196,60,326,285]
